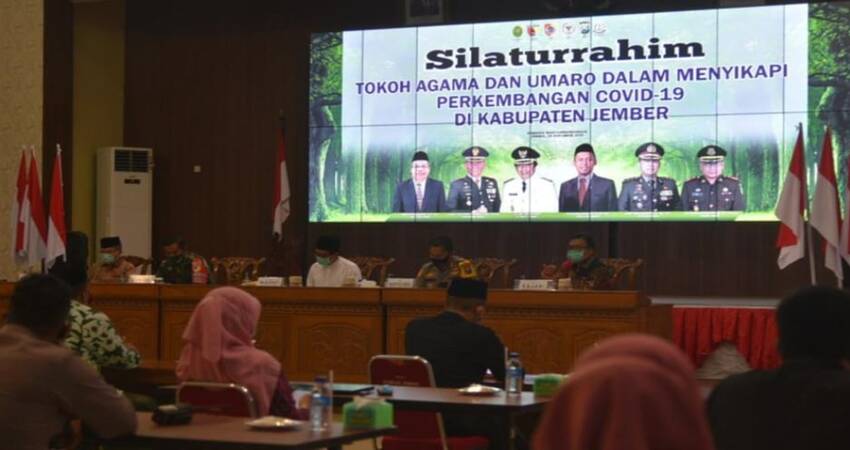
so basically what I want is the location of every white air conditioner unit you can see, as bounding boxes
[96,147,153,259]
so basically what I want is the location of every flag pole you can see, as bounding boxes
[802,123,817,285]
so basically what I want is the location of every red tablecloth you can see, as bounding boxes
[673,307,781,370]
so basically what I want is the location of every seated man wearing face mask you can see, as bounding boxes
[414,236,477,288]
[91,236,136,283]
[306,235,362,287]
[556,233,613,290]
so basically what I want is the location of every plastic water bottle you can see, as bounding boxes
[505,351,524,395]
[310,375,331,431]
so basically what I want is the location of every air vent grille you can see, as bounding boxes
[114,150,150,173]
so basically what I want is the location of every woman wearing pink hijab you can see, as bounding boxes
[532,334,715,450]
[176,287,306,419]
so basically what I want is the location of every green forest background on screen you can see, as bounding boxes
[308,3,850,223]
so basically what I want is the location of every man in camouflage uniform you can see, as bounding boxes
[155,237,212,284]
[681,145,745,212]
[447,146,501,213]
[618,142,681,212]
[415,236,477,288]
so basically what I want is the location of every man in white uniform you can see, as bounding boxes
[500,146,557,213]
[306,235,362,287]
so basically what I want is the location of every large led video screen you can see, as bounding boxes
[309,2,849,223]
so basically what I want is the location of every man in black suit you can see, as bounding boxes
[559,143,618,212]
[406,278,509,448]
[707,286,850,450]
[392,151,447,213]
[405,278,505,387]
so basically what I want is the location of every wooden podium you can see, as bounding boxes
[0,283,669,381]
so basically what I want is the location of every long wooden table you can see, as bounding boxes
[111,412,394,450]
[0,284,670,381]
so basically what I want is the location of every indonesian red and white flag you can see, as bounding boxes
[775,127,807,269]
[25,149,48,267]
[273,122,290,241]
[12,150,28,263]
[811,127,843,282]
[46,145,67,269]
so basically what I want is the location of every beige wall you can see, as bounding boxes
[0,0,44,280]
[73,0,125,258]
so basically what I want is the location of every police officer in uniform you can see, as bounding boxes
[500,146,558,213]
[681,145,745,211]
[618,142,681,212]
[447,146,501,213]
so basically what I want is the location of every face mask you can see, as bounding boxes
[567,249,585,263]
[316,256,332,267]
[100,253,116,265]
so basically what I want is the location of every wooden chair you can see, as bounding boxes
[539,259,643,289]
[472,258,517,288]
[210,257,266,286]
[540,263,559,280]
[349,256,395,286]
[368,355,489,450]
[176,381,259,418]
[600,258,643,290]
[122,255,153,275]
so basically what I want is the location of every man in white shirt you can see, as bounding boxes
[306,235,362,287]
[501,146,558,213]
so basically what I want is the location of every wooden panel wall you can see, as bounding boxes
[44,0,74,221]
[124,0,825,298]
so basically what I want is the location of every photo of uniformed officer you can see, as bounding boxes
[618,142,681,211]
[500,146,557,213]
[447,146,501,213]
[392,150,448,213]
[558,143,618,212]
[681,145,745,211]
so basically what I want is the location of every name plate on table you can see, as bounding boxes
[514,279,554,291]
[384,278,416,288]
[128,274,156,284]
[257,276,285,287]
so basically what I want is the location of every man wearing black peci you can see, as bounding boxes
[405,278,510,449]
[405,278,505,387]
[559,143,618,212]
[392,150,448,213]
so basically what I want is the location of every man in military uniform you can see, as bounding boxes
[501,146,557,213]
[618,142,681,212]
[155,237,212,284]
[682,145,745,212]
[446,146,501,213]
[414,236,477,288]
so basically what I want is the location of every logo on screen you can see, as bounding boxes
[593,23,607,34]
[512,25,523,38]
[544,23,556,37]
[562,23,575,36]
[579,20,591,34]
[527,25,539,37]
